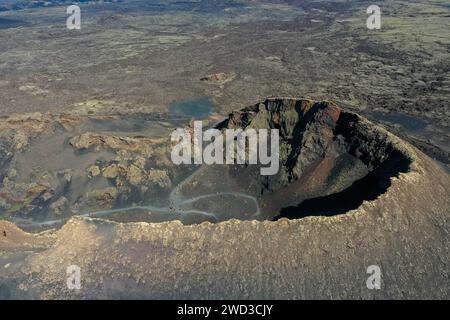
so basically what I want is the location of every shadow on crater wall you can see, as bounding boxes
[274,150,410,220]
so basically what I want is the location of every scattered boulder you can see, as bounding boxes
[200,72,235,85]
[126,164,143,186]
[87,166,101,178]
[49,196,68,216]
[89,187,119,207]
[146,170,171,190]
[102,163,119,179]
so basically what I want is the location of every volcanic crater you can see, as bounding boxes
[0,98,412,228]
[0,98,448,300]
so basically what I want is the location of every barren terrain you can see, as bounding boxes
[0,0,448,299]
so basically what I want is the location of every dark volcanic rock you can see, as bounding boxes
[187,98,411,220]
